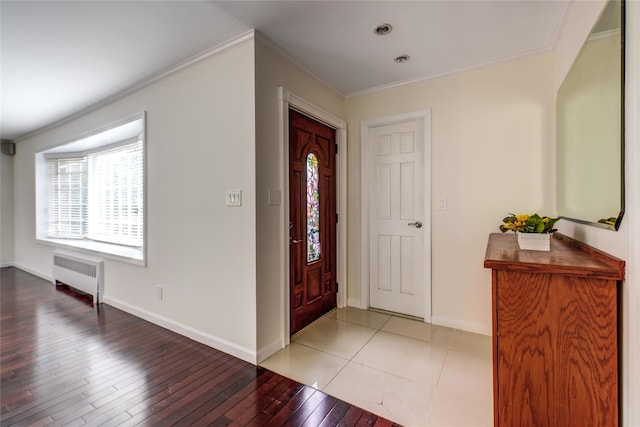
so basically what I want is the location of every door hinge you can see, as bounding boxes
[336,283,339,292]
[335,143,338,154]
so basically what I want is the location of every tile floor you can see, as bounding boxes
[260,307,493,427]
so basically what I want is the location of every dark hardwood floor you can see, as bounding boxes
[0,267,400,427]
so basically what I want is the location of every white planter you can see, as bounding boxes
[517,232,551,251]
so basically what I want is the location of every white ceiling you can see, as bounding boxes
[0,0,571,141]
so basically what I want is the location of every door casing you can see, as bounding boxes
[360,111,432,322]
[278,87,347,346]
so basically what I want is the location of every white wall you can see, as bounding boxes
[0,151,14,266]
[345,52,556,335]
[12,40,259,363]
[554,1,640,425]
[254,36,345,361]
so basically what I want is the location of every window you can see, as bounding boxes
[47,156,87,238]
[306,152,320,262]
[87,142,143,246]
[36,114,145,262]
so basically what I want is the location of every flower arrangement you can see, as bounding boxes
[499,213,560,234]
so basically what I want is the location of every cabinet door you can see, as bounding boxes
[495,271,618,426]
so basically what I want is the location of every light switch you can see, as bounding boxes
[226,189,242,207]
[437,197,447,210]
[268,189,281,206]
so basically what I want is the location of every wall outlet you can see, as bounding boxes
[156,286,163,301]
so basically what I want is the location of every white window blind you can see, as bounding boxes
[88,141,144,246]
[47,157,87,239]
[44,139,143,248]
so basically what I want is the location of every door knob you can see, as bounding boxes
[290,237,303,244]
[408,221,423,229]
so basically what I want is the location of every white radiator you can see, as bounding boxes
[52,251,104,304]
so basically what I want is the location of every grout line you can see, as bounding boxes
[378,315,392,331]
[286,340,350,364]
[317,310,389,391]
[321,359,349,392]
[278,307,493,425]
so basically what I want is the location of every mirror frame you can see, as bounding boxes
[556,0,626,231]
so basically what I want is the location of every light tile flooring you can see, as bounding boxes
[260,307,493,426]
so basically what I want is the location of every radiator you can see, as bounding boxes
[52,251,104,304]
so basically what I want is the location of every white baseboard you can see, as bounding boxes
[347,297,367,309]
[0,262,15,268]
[14,263,54,283]
[257,338,285,364]
[102,296,257,364]
[345,298,491,336]
[431,314,491,336]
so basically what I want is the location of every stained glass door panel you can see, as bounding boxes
[306,153,321,262]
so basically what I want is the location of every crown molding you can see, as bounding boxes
[550,0,575,52]
[346,47,554,98]
[254,31,344,99]
[16,30,256,143]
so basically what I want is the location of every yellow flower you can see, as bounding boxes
[499,212,559,234]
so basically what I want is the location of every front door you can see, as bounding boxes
[289,109,337,335]
[368,119,426,317]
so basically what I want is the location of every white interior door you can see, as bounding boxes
[369,119,425,317]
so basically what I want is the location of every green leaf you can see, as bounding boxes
[523,214,545,233]
[543,216,560,233]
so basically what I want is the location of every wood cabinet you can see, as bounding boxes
[484,233,624,427]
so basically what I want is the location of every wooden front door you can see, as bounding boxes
[289,109,337,335]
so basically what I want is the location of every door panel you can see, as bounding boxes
[289,109,337,335]
[369,120,425,317]
[400,236,415,294]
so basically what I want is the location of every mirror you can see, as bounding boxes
[556,0,625,230]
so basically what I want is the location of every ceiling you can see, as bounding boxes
[0,0,571,141]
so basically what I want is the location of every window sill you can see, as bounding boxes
[36,237,145,266]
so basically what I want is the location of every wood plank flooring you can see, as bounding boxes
[0,268,400,426]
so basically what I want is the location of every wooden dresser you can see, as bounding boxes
[484,233,624,427]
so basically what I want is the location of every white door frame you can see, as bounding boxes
[278,87,347,345]
[360,111,432,322]
[624,3,640,420]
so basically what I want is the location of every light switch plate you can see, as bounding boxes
[226,189,242,207]
[268,189,281,206]
[437,197,447,210]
